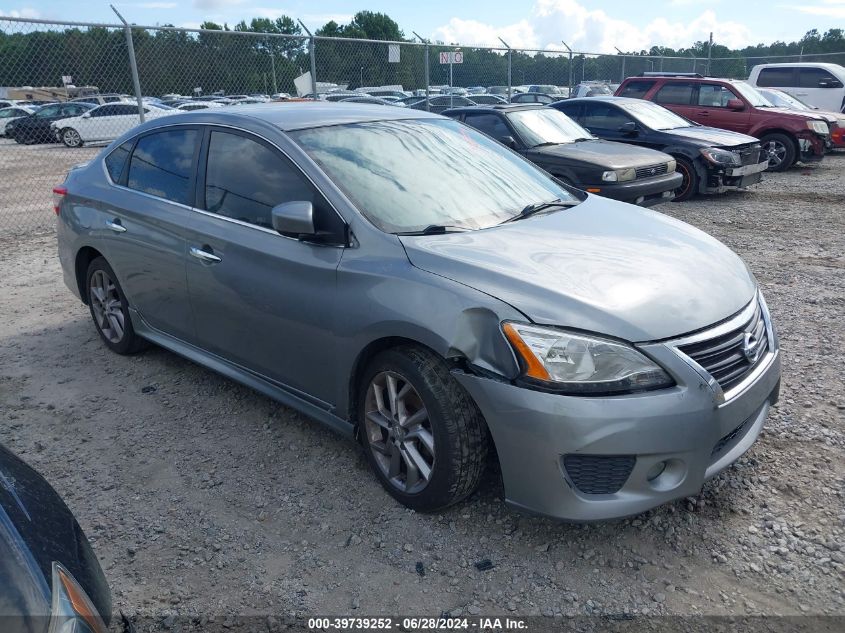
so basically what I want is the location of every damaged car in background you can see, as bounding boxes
[55,104,780,521]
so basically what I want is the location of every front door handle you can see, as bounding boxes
[189,246,222,264]
[105,219,126,233]
[696,110,710,116]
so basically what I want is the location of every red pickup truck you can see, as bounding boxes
[615,74,830,171]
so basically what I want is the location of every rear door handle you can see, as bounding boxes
[105,219,126,233]
[189,246,222,263]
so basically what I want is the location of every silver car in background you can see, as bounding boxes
[55,104,780,521]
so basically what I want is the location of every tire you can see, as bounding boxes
[61,127,83,148]
[85,257,148,355]
[358,346,488,512]
[759,132,797,172]
[672,157,699,202]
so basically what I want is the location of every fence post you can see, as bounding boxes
[615,47,625,83]
[297,20,317,99]
[110,5,144,122]
[562,41,573,96]
[413,32,431,112]
[498,37,512,101]
[706,31,713,75]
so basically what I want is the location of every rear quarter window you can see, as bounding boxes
[104,140,133,183]
[618,80,655,99]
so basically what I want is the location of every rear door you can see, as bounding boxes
[694,83,750,134]
[183,127,346,405]
[98,127,199,342]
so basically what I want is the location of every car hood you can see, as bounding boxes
[663,125,760,147]
[400,195,756,342]
[532,139,670,169]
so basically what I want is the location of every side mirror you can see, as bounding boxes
[726,99,745,111]
[619,121,638,135]
[271,201,315,237]
[499,135,518,149]
[82,112,91,118]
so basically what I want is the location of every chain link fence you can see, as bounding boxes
[2,14,844,234]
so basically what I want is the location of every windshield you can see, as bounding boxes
[759,89,812,111]
[507,108,593,146]
[730,81,772,107]
[290,118,577,233]
[617,101,692,130]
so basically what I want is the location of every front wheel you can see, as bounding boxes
[759,132,796,172]
[85,257,148,355]
[359,346,488,512]
[672,157,699,202]
[61,127,83,148]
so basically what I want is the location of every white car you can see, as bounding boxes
[0,105,35,135]
[748,63,845,113]
[51,103,178,147]
[176,102,224,111]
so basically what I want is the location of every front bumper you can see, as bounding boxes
[702,159,768,194]
[583,171,683,207]
[798,131,827,162]
[454,316,781,521]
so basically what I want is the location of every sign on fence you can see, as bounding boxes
[388,44,400,63]
[439,51,463,64]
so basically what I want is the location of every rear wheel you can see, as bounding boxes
[61,128,83,148]
[359,346,488,512]
[672,157,699,202]
[85,257,148,355]
[759,132,796,171]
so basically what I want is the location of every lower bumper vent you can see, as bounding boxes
[563,454,635,495]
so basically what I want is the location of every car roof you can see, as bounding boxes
[750,62,843,70]
[562,96,638,104]
[444,104,547,114]
[145,101,443,131]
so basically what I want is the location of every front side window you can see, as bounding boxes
[581,103,632,131]
[697,84,739,107]
[463,113,512,140]
[654,82,694,105]
[617,100,692,130]
[127,129,198,205]
[91,106,113,118]
[35,105,61,118]
[290,118,577,234]
[203,131,315,228]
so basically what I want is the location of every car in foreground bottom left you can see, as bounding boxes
[0,443,111,633]
[56,104,780,521]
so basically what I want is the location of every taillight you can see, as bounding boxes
[52,186,67,215]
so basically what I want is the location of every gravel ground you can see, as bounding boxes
[0,152,843,629]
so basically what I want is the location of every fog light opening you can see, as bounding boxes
[647,461,667,482]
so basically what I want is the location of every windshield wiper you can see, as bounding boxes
[531,141,562,148]
[395,224,471,236]
[499,198,579,225]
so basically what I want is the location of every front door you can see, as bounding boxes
[184,128,346,406]
[693,83,751,134]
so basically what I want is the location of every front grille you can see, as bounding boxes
[563,454,635,495]
[677,300,769,394]
[731,144,762,166]
[635,163,668,180]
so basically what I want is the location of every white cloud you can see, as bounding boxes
[130,2,178,8]
[432,0,754,53]
[7,7,41,18]
[784,0,845,19]
[192,0,246,9]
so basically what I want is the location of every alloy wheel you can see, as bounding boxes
[763,140,787,168]
[363,371,435,494]
[89,269,125,343]
[63,128,81,147]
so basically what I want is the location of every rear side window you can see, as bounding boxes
[463,113,511,140]
[797,67,842,88]
[127,129,198,205]
[104,140,133,183]
[618,80,655,99]
[757,67,795,87]
[654,82,695,105]
[203,131,315,228]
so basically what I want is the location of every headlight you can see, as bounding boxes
[616,167,636,182]
[807,120,829,135]
[699,147,740,166]
[502,322,674,395]
[48,563,108,633]
[666,158,676,172]
[601,170,617,182]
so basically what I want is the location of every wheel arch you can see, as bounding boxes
[74,246,105,305]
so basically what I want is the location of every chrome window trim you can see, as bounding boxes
[666,290,777,404]
[99,120,349,244]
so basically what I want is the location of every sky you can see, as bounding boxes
[2,0,843,52]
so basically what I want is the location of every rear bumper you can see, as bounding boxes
[454,325,781,522]
[585,171,682,206]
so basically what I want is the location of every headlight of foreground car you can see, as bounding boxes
[807,120,829,135]
[49,563,108,633]
[666,158,677,173]
[502,322,674,395]
[699,147,740,166]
